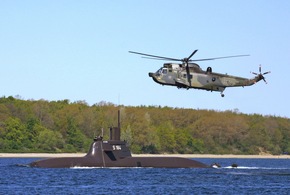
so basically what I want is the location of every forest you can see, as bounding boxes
[0,96,289,155]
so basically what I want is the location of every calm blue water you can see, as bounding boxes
[0,158,289,194]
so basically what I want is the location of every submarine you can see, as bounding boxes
[29,111,209,168]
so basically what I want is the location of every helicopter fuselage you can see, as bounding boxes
[149,63,259,96]
[129,50,269,97]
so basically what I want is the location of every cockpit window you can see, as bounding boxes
[156,67,162,75]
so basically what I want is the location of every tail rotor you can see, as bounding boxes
[251,65,271,84]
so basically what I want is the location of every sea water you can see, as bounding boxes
[0,158,289,194]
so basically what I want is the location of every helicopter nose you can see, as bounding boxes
[149,72,154,77]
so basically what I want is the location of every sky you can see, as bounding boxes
[0,1,289,118]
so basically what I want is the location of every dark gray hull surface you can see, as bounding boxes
[29,140,208,168]
[29,111,208,168]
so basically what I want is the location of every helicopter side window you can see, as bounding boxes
[183,74,193,79]
[162,68,168,74]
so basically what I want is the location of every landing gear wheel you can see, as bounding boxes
[221,94,225,97]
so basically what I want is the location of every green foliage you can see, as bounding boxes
[65,117,87,152]
[156,121,176,153]
[0,96,289,155]
[2,117,27,150]
[36,129,64,152]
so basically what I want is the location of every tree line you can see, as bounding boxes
[0,96,289,155]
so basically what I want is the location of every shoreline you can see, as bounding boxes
[0,153,289,159]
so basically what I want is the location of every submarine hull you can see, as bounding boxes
[29,156,208,168]
[29,111,209,169]
[29,140,208,168]
[107,157,208,168]
[29,156,98,168]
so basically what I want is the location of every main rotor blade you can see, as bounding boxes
[141,57,181,61]
[187,50,198,61]
[189,54,250,62]
[129,51,180,61]
[130,50,249,63]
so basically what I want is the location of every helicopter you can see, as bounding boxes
[129,50,270,97]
